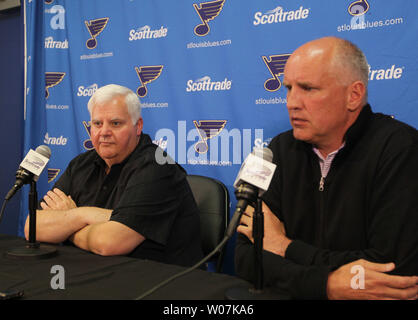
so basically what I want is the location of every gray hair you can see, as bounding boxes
[87,84,141,124]
[332,38,369,90]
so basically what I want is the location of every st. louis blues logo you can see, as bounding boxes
[82,121,94,150]
[85,18,109,49]
[348,0,370,16]
[262,54,291,92]
[135,65,163,98]
[193,120,227,153]
[45,72,65,99]
[48,168,60,183]
[193,0,225,36]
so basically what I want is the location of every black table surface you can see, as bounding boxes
[0,234,251,300]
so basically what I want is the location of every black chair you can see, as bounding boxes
[186,174,230,273]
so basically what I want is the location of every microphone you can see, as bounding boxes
[225,147,276,238]
[3,145,57,260]
[134,148,277,300]
[224,147,286,300]
[5,145,51,201]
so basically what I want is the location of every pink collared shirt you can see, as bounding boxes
[313,143,346,191]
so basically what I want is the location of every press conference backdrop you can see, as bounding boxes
[20,0,418,274]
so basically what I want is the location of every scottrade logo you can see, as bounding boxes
[135,65,164,98]
[44,36,68,49]
[193,0,225,36]
[77,83,98,97]
[262,54,291,91]
[253,6,310,25]
[368,64,403,81]
[45,72,65,99]
[129,25,168,41]
[348,0,369,16]
[44,133,68,146]
[85,17,109,49]
[186,76,232,92]
[193,120,227,153]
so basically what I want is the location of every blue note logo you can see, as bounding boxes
[85,18,109,49]
[193,120,227,153]
[348,0,370,16]
[82,121,94,150]
[135,65,164,98]
[262,54,291,92]
[193,0,225,36]
[45,72,65,99]
[48,168,60,183]
[338,1,403,32]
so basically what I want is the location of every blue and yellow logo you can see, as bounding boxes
[82,121,94,150]
[45,72,65,99]
[262,54,291,92]
[48,168,60,183]
[193,0,225,36]
[135,65,164,98]
[85,18,109,49]
[193,120,227,153]
[348,0,370,16]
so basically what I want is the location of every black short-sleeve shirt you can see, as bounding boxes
[52,133,203,267]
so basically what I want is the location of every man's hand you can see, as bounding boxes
[327,259,418,300]
[237,202,291,257]
[40,188,77,210]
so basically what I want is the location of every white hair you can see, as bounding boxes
[87,84,141,124]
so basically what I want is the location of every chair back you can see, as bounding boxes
[186,175,230,272]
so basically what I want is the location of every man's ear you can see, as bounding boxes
[136,117,143,136]
[347,81,367,112]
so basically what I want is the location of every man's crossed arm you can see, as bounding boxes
[24,188,144,256]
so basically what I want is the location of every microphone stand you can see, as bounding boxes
[5,181,57,259]
[225,197,287,300]
[252,197,264,293]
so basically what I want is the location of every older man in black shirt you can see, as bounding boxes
[24,84,203,267]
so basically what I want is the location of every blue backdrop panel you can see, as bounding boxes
[0,9,24,235]
[21,0,418,274]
